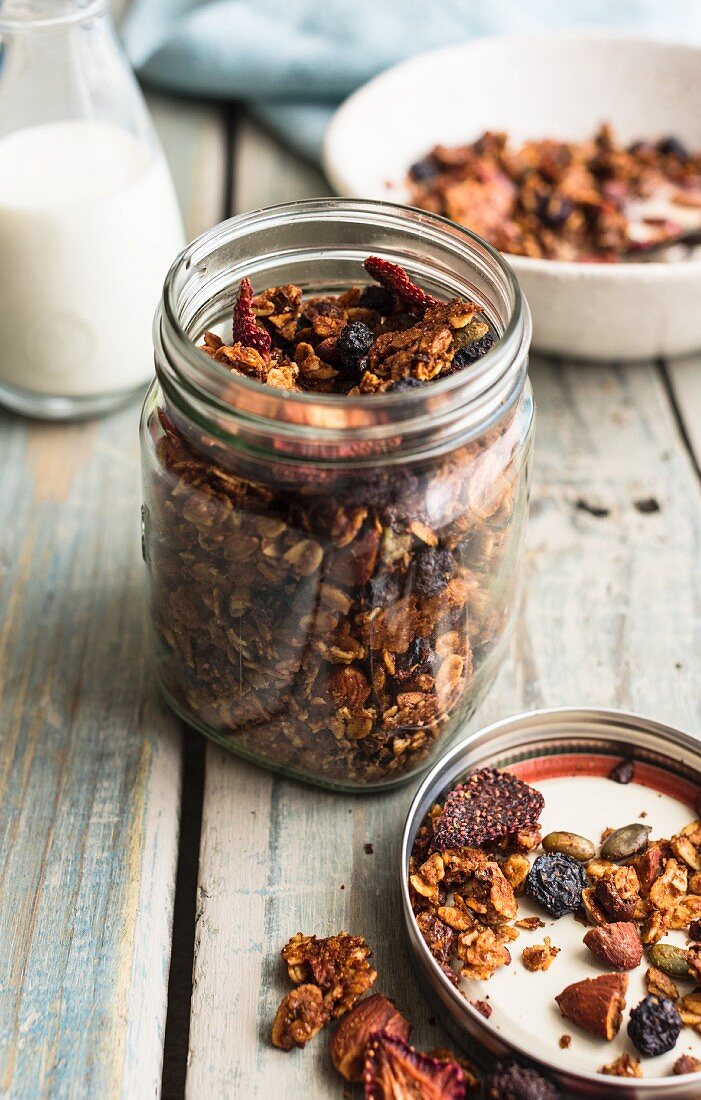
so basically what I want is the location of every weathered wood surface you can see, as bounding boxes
[184,121,701,1098]
[0,96,227,1099]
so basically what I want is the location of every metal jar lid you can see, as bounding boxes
[400,707,701,1098]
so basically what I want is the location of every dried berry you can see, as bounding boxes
[337,321,375,376]
[431,768,544,851]
[364,256,438,317]
[485,1061,560,1099]
[358,284,394,313]
[364,1033,466,1099]
[409,156,441,183]
[451,333,494,370]
[387,375,424,393]
[232,276,272,356]
[627,994,682,1057]
[413,547,455,599]
[657,136,689,160]
[608,758,634,784]
[525,853,587,918]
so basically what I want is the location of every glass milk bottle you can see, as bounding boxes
[0,0,185,419]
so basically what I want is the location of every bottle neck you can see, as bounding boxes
[0,1,108,33]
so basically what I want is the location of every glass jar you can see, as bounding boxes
[0,0,184,419]
[141,199,534,791]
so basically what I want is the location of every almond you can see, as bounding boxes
[329,993,411,1082]
[555,973,628,1040]
[583,922,643,970]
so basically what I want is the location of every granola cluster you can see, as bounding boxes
[409,124,701,261]
[408,764,701,1080]
[145,259,530,786]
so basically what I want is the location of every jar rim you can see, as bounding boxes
[156,198,531,458]
[0,0,106,31]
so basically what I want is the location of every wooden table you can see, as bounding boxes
[2,82,701,1098]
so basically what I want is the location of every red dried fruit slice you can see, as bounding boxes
[364,1033,466,1100]
[431,768,544,851]
[232,276,272,356]
[364,256,438,316]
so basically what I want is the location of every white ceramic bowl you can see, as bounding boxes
[323,33,701,361]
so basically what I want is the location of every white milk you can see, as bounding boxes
[0,120,184,397]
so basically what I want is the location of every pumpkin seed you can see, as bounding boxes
[600,823,652,861]
[648,943,691,980]
[542,831,596,862]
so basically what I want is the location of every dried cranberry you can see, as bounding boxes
[627,995,682,1057]
[337,321,375,376]
[525,854,587,919]
[358,284,394,314]
[486,1062,560,1099]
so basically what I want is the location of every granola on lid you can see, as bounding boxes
[146,258,530,786]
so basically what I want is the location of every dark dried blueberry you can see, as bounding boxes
[337,321,375,376]
[525,853,587,918]
[409,156,440,183]
[364,571,404,609]
[609,758,634,784]
[627,995,682,1057]
[413,546,454,598]
[358,284,394,314]
[657,136,689,161]
[486,1061,560,1100]
[451,332,494,371]
[536,193,574,229]
[387,376,424,393]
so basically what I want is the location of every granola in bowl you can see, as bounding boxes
[142,215,533,789]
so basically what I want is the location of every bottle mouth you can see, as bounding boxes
[156,198,531,462]
[0,0,106,31]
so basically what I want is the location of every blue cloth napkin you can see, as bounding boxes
[122,0,701,162]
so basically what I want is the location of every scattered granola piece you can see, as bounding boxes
[514,916,546,931]
[471,999,492,1019]
[522,937,560,972]
[272,984,325,1050]
[501,853,530,892]
[645,966,679,1001]
[558,1034,571,1049]
[456,925,511,980]
[674,1053,701,1074]
[281,932,377,1018]
[555,973,628,1040]
[600,1052,643,1078]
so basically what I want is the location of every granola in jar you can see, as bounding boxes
[142,200,533,789]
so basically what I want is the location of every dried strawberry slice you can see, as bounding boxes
[431,768,544,851]
[364,1033,466,1099]
[232,276,272,356]
[364,256,438,316]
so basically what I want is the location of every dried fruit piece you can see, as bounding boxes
[329,994,411,1082]
[542,831,595,862]
[647,942,690,980]
[337,321,375,377]
[364,1033,466,1099]
[232,276,272,356]
[364,256,438,317]
[431,768,544,851]
[555,973,628,1040]
[608,758,635,784]
[525,854,587,918]
[272,984,325,1050]
[600,1053,643,1078]
[627,994,682,1056]
[451,332,494,369]
[600,823,651,861]
[583,922,643,970]
[485,1061,559,1099]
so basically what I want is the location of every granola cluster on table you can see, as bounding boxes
[409,762,701,1081]
[146,258,530,786]
[409,124,701,261]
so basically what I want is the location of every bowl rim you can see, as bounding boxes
[323,29,701,280]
